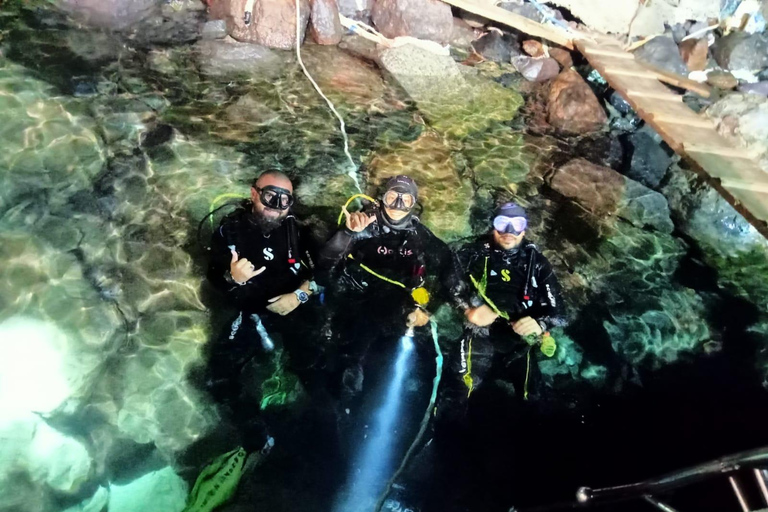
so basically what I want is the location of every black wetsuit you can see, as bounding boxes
[451,235,566,401]
[205,203,319,451]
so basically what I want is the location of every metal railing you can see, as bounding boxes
[575,446,768,512]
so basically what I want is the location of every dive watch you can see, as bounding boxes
[294,289,310,304]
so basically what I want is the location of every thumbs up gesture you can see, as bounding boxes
[230,249,266,285]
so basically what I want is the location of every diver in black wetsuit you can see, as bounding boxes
[453,202,567,402]
[318,175,463,401]
[206,170,322,452]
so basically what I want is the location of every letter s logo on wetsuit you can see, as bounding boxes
[263,247,274,261]
[501,269,511,282]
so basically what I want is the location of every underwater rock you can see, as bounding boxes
[309,0,343,45]
[662,164,768,305]
[547,69,608,134]
[604,287,710,369]
[59,0,159,29]
[194,38,286,77]
[202,19,229,40]
[714,31,768,72]
[471,30,520,63]
[0,414,95,508]
[462,127,534,190]
[549,158,674,233]
[209,0,310,50]
[511,55,560,82]
[548,47,573,69]
[337,0,374,22]
[109,466,188,512]
[632,35,688,76]
[624,130,672,189]
[679,37,709,72]
[705,93,768,174]
[63,486,110,512]
[367,131,474,240]
[379,43,524,138]
[296,45,386,106]
[707,70,739,90]
[371,0,454,43]
[450,17,477,49]
[740,81,768,97]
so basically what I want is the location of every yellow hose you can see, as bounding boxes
[337,193,377,225]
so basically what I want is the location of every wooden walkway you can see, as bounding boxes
[440,0,768,238]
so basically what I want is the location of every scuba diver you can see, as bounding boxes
[205,170,322,454]
[454,201,567,403]
[318,176,463,509]
[318,175,461,400]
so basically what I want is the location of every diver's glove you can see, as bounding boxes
[540,332,557,358]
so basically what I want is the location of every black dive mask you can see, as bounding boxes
[256,185,294,211]
[382,189,416,212]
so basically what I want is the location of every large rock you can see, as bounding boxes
[471,30,520,63]
[706,93,768,174]
[512,55,560,82]
[59,0,159,29]
[367,131,474,240]
[632,35,688,76]
[194,38,285,77]
[309,0,343,45]
[378,43,524,138]
[624,131,672,189]
[679,37,709,72]
[337,0,374,21]
[1,414,95,509]
[109,467,188,512]
[209,0,310,49]
[371,0,454,43]
[604,287,710,369]
[547,70,607,134]
[714,32,768,71]
[549,158,674,233]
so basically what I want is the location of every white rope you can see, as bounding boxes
[294,1,360,190]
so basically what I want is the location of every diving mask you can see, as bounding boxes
[382,189,416,212]
[256,185,294,211]
[493,215,527,235]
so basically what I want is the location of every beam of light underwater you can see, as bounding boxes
[333,333,415,512]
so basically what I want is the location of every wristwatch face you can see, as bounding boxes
[295,290,309,303]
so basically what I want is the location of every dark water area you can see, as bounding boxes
[1,2,768,512]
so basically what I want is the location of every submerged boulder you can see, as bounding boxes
[309,0,343,45]
[471,30,520,63]
[511,55,560,82]
[371,0,454,43]
[714,32,768,72]
[367,131,474,240]
[547,70,607,134]
[209,0,310,49]
[109,467,187,512]
[632,35,688,76]
[59,0,159,29]
[194,38,286,77]
[549,158,674,233]
[624,130,672,189]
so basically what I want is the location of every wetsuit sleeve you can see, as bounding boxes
[207,223,236,293]
[420,228,468,313]
[297,224,320,282]
[454,244,484,310]
[534,253,567,328]
[316,228,355,287]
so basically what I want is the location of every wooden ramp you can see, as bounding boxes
[574,33,768,239]
[439,0,768,238]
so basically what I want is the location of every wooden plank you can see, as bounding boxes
[727,188,768,221]
[626,90,683,102]
[440,0,574,48]
[686,144,759,159]
[721,180,768,194]
[636,62,713,98]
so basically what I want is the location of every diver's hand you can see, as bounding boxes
[266,293,301,316]
[343,207,376,233]
[511,316,543,337]
[465,305,498,327]
[407,308,430,328]
[230,249,266,284]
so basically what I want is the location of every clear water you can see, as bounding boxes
[1,2,768,512]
